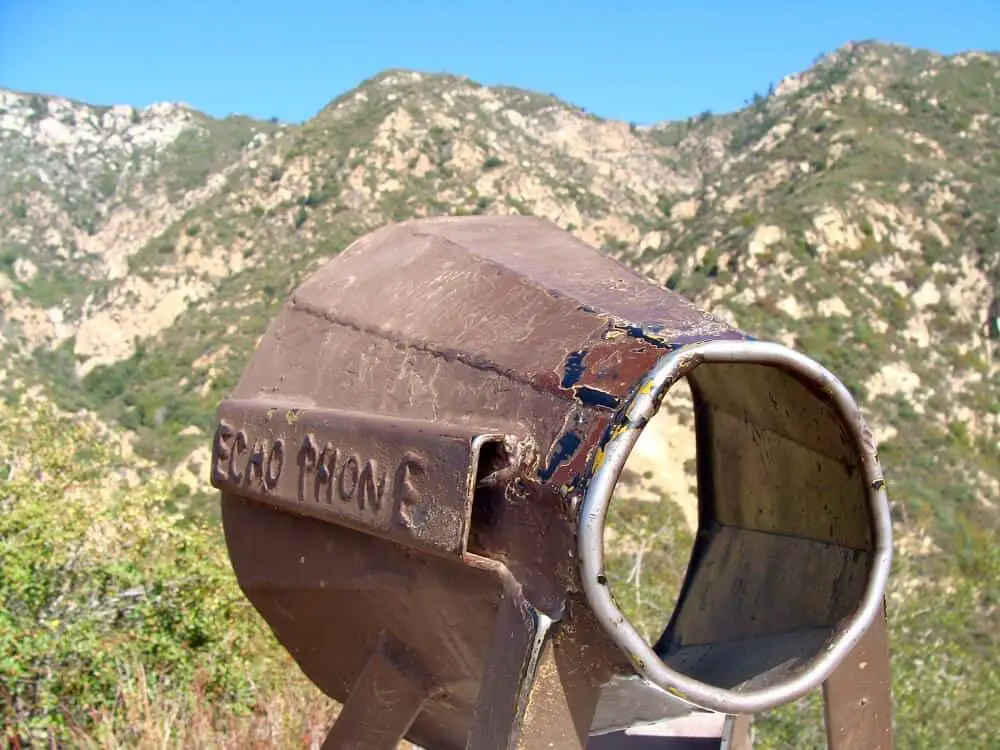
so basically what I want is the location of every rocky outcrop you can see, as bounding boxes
[1,43,997,532]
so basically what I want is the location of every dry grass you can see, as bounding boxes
[57,663,334,750]
[1,663,434,749]
[48,659,430,750]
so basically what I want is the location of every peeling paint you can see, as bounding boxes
[556,349,623,411]
[538,431,583,482]
[561,351,587,388]
[575,386,619,410]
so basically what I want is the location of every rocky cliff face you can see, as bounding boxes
[1,41,997,552]
[0,88,279,375]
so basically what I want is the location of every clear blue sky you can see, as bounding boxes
[1,0,997,125]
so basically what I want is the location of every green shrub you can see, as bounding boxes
[0,398,284,745]
[604,491,694,645]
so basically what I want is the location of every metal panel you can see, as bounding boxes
[823,604,895,750]
[212,399,506,557]
[214,216,894,747]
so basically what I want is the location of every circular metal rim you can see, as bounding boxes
[577,338,894,716]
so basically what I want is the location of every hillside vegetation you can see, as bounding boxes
[0,394,333,747]
[1,39,998,747]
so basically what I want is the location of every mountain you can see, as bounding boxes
[1,39,999,746]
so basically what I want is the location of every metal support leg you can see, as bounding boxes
[322,636,438,750]
[822,599,894,750]
[467,592,612,750]
[515,633,605,749]
[721,715,753,750]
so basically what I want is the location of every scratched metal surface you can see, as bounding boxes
[230,215,744,495]
[211,399,503,557]
[213,215,893,749]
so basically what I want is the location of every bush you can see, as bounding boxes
[604,491,694,644]
[0,398,303,745]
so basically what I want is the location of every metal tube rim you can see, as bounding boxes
[577,338,894,716]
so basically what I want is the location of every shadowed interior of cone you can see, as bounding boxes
[618,361,876,693]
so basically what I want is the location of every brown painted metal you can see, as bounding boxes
[823,600,895,750]
[211,215,894,749]
[722,716,754,750]
[212,400,503,557]
[321,634,440,749]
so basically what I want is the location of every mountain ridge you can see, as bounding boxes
[2,39,998,537]
[2,37,999,746]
